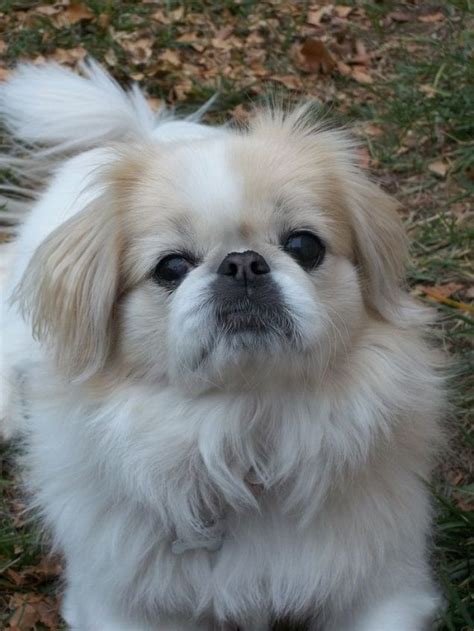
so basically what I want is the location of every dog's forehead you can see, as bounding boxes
[146,136,328,235]
[128,137,274,246]
[122,134,353,266]
[175,139,246,231]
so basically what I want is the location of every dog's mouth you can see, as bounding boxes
[217,303,268,333]
[215,298,294,339]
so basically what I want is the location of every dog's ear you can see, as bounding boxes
[15,194,120,381]
[346,174,409,324]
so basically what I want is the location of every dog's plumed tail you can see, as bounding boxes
[0,60,162,223]
[1,59,158,152]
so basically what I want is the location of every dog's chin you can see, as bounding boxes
[177,321,301,393]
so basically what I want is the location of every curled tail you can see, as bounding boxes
[0,60,163,223]
[1,59,159,153]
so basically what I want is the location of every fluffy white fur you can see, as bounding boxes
[0,61,445,630]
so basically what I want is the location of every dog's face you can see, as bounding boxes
[18,108,408,390]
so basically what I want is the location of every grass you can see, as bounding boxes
[0,1,473,629]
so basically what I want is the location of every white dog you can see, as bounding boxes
[0,61,445,630]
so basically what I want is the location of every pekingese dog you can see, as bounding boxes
[0,61,445,630]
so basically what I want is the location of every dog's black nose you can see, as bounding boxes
[217,250,270,282]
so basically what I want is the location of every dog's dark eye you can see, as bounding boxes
[153,255,195,286]
[283,231,326,270]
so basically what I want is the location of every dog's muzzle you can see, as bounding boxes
[212,251,293,338]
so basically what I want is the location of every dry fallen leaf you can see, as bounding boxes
[121,38,154,65]
[173,79,193,101]
[48,46,87,65]
[231,104,251,124]
[8,592,60,630]
[295,39,336,74]
[146,96,163,111]
[334,6,353,18]
[151,9,170,24]
[389,11,411,22]
[351,67,373,84]
[98,12,111,28]
[351,38,371,65]
[416,282,464,298]
[419,12,445,23]
[270,74,303,90]
[419,83,436,98]
[177,32,205,52]
[307,6,332,26]
[158,49,182,67]
[170,6,184,21]
[428,160,448,177]
[363,122,383,137]
[104,48,118,67]
[59,3,94,26]
[34,5,60,16]
[413,286,474,313]
[357,147,371,169]
[336,60,352,77]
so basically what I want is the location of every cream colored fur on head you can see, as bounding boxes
[1,61,444,631]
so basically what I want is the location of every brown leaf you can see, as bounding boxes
[0,67,10,81]
[336,60,352,77]
[121,38,154,65]
[6,569,23,586]
[419,12,445,23]
[270,74,303,90]
[231,104,251,124]
[104,48,118,67]
[419,83,436,98]
[151,9,170,24]
[307,7,332,26]
[363,122,383,137]
[214,26,233,41]
[170,6,184,21]
[98,12,111,28]
[158,49,181,67]
[413,287,474,313]
[357,147,371,169]
[334,6,353,18]
[352,39,371,64]
[60,3,94,26]
[177,32,205,52]
[428,160,448,177]
[388,11,411,22]
[35,598,60,629]
[0,40,7,54]
[355,39,367,57]
[34,5,60,16]
[351,67,373,84]
[416,283,463,298]
[48,46,87,65]
[146,96,163,111]
[8,592,60,630]
[173,80,193,101]
[8,595,41,629]
[296,39,336,74]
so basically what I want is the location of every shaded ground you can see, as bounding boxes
[0,1,473,629]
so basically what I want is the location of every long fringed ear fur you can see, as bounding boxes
[345,173,411,325]
[14,194,120,381]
